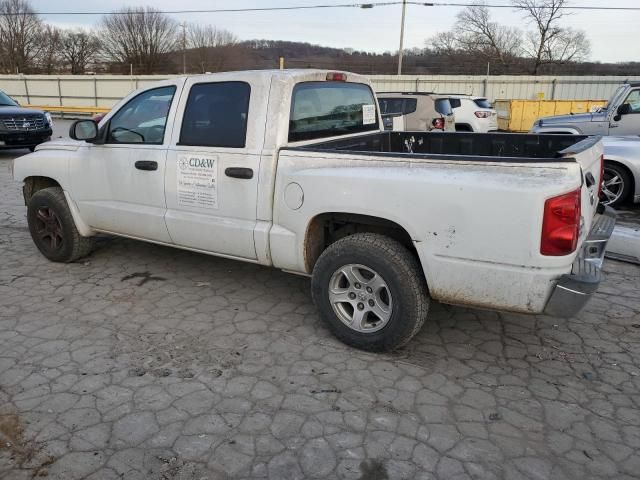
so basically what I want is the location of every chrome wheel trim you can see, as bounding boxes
[328,264,393,333]
[601,168,625,205]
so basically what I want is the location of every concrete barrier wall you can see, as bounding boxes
[1,73,638,108]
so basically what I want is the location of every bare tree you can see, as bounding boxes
[187,24,238,73]
[0,0,43,73]
[428,31,460,57]
[428,4,521,68]
[60,30,101,74]
[100,7,178,74]
[38,24,63,74]
[455,5,522,65]
[513,0,590,74]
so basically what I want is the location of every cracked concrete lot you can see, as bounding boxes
[1,139,640,479]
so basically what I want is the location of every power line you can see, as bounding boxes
[2,1,640,16]
[423,1,640,9]
[0,2,403,16]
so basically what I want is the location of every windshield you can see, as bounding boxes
[605,85,627,111]
[0,91,18,107]
[289,81,379,142]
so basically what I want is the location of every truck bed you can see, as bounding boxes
[289,131,595,163]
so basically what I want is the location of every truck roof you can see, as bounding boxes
[173,69,371,85]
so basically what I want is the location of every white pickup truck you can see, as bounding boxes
[12,70,615,352]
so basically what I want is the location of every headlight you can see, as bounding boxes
[45,112,54,128]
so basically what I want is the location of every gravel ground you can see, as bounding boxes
[1,127,639,479]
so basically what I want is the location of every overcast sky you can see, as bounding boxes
[30,0,640,63]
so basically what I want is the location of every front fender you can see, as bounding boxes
[12,149,96,237]
[12,149,71,187]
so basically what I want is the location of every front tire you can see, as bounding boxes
[601,162,631,207]
[27,187,94,263]
[311,233,429,352]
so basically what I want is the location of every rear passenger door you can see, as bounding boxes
[164,79,262,260]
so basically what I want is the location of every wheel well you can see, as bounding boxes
[455,123,473,132]
[303,213,417,273]
[604,159,635,192]
[22,176,61,204]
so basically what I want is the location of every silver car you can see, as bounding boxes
[601,136,640,207]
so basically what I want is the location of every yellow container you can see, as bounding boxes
[494,99,608,132]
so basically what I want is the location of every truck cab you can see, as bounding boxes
[531,83,640,136]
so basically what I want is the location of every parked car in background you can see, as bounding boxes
[447,95,498,132]
[378,92,455,132]
[530,82,640,136]
[92,112,108,124]
[600,136,640,207]
[0,90,53,151]
[13,70,612,352]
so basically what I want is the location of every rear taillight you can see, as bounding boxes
[541,188,581,256]
[432,118,445,130]
[598,154,604,198]
[474,111,491,118]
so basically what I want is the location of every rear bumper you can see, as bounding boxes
[544,206,616,317]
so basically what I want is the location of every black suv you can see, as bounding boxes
[0,90,52,151]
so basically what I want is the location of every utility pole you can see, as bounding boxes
[181,22,187,75]
[397,0,407,76]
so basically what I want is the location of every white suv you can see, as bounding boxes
[448,95,498,133]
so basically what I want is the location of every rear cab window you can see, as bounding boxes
[289,82,379,142]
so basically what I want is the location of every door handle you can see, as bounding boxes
[135,160,158,171]
[225,167,253,179]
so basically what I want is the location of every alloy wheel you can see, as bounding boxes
[601,168,625,205]
[328,264,393,333]
[34,207,64,252]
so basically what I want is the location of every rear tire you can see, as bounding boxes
[601,162,632,207]
[311,233,429,352]
[27,187,94,263]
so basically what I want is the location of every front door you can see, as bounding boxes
[164,78,267,260]
[611,88,640,135]
[70,82,180,243]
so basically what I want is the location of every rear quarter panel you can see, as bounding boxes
[271,150,584,313]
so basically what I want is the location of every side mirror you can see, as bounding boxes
[617,103,632,116]
[69,119,98,142]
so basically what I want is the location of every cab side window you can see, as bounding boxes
[179,82,251,148]
[107,86,176,144]
[623,90,640,114]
